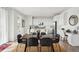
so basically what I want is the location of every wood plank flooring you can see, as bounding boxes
[7,40,79,52]
[15,43,64,52]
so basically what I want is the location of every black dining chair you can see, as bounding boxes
[17,34,27,44]
[40,38,54,52]
[53,34,60,43]
[41,32,46,35]
[32,32,37,35]
[17,34,22,43]
[27,37,39,52]
[22,38,27,52]
[17,34,27,52]
[52,34,61,52]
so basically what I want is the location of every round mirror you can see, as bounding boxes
[69,15,78,26]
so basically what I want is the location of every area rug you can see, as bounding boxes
[0,43,11,52]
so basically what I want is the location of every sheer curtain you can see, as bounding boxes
[0,8,8,45]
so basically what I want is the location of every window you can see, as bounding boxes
[0,8,8,45]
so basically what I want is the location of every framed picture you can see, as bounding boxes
[22,19,25,27]
[69,15,78,26]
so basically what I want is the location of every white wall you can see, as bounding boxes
[2,7,79,43]
[6,8,29,41]
[53,8,79,46]
[63,8,79,30]
[53,14,64,36]
[33,17,53,26]
[53,8,79,36]
[11,8,28,41]
[24,16,33,34]
[32,17,54,33]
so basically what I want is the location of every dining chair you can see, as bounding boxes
[17,34,22,43]
[17,34,27,52]
[40,38,54,52]
[53,34,60,43]
[52,34,61,52]
[32,32,37,35]
[27,37,39,52]
[41,32,46,35]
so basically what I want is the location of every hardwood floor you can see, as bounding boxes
[15,34,64,52]
[15,43,64,52]
[16,43,25,52]
[14,40,79,52]
[59,40,79,52]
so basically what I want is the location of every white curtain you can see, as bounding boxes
[0,8,8,45]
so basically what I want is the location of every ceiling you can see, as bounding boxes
[14,7,70,16]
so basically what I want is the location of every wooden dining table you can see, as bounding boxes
[22,34,37,39]
[21,34,57,52]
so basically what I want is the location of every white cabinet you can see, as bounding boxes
[67,33,79,46]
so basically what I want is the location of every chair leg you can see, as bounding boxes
[24,44,27,52]
[39,46,41,52]
[51,44,54,52]
[37,46,40,52]
[40,46,42,52]
[26,46,29,52]
[51,46,52,52]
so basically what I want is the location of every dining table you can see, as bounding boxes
[21,34,57,52]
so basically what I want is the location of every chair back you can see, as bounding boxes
[41,32,46,35]
[32,32,37,35]
[17,34,22,43]
[40,38,52,46]
[28,37,38,46]
[53,34,60,43]
[22,38,27,44]
[17,34,22,39]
